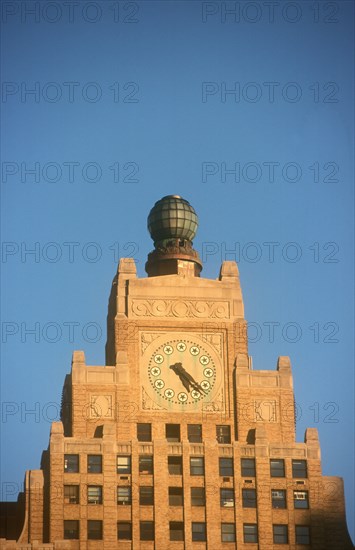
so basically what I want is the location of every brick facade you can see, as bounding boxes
[1,255,353,550]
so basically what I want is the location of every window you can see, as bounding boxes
[117,486,131,505]
[88,520,103,540]
[190,456,204,476]
[243,524,258,543]
[118,522,132,540]
[273,524,288,544]
[137,423,152,442]
[64,454,79,473]
[140,521,154,541]
[241,458,256,477]
[220,488,234,507]
[87,486,102,504]
[242,488,257,508]
[169,487,184,506]
[140,486,154,505]
[271,489,287,509]
[188,424,202,443]
[216,425,231,444]
[117,455,131,474]
[221,523,236,542]
[270,459,285,477]
[64,485,79,504]
[166,424,181,442]
[191,487,205,506]
[170,521,184,541]
[192,522,206,542]
[64,520,79,539]
[219,457,233,477]
[168,456,183,475]
[294,490,309,509]
[292,459,307,478]
[88,455,102,473]
[295,525,311,544]
[139,455,153,474]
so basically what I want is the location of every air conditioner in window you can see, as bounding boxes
[223,500,234,507]
[69,496,78,504]
[294,492,306,500]
[272,491,284,498]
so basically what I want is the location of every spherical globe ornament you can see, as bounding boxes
[148,195,199,245]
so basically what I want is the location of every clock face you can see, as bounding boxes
[141,332,223,411]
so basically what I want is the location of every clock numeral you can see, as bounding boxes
[154,379,165,389]
[164,345,173,355]
[178,392,188,402]
[200,355,210,365]
[154,354,164,364]
[190,346,200,356]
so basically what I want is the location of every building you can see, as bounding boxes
[1,195,353,549]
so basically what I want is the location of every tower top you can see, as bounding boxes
[145,195,202,277]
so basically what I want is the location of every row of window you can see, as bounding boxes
[65,454,307,479]
[138,423,232,443]
[64,484,309,509]
[64,520,311,544]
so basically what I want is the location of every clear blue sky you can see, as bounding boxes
[1,0,354,541]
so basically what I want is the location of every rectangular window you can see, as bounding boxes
[139,486,154,505]
[166,424,181,442]
[140,521,154,541]
[241,458,256,477]
[292,459,307,478]
[88,520,102,540]
[219,457,233,477]
[139,455,153,474]
[117,486,131,505]
[87,455,102,473]
[221,523,236,542]
[169,487,184,506]
[273,524,288,544]
[294,490,309,509]
[137,423,152,442]
[296,525,311,544]
[117,455,131,474]
[188,424,202,443]
[270,459,285,477]
[242,488,257,508]
[192,522,206,542]
[64,520,79,539]
[271,489,287,509]
[87,486,102,505]
[64,485,79,504]
[64,454,79,473]
[220,488,234,507]
[191,487,205,506]
[216,425,231,444]
[190,456,204,476]
[168,456,183,475]
[243,524,258,543]
[170,521,184,541]
[117,522,132,540]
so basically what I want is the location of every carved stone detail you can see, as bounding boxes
[197,332,223,355]
[132,299,230,319]
[141,332,165,354]
[141,387,166,411]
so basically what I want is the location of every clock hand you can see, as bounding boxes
[170,363,208,395]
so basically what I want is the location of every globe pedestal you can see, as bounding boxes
[145,239,202,277]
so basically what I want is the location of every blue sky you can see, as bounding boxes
[1,0,354,541]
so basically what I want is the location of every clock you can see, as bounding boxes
[140,332,224,411]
